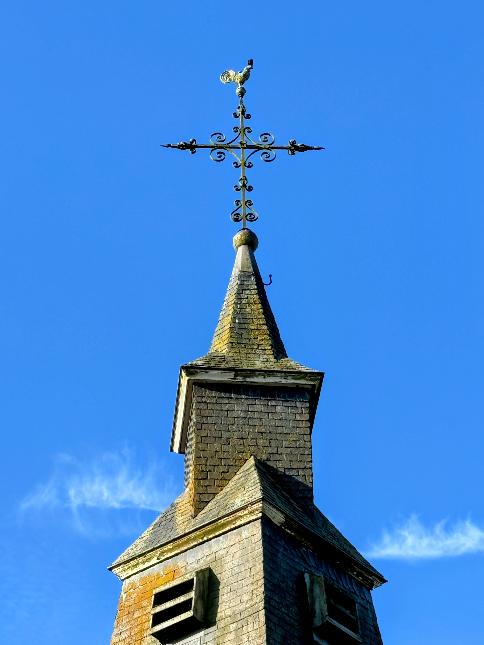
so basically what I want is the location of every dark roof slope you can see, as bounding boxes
[111,457,384,586]
[188,231,315,372]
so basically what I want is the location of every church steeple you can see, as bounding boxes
[167,229,324,516]
[110,62,386,645]
[167,232,324,519]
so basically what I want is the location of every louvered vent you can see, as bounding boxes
[305,572,362,644]
[150,569,210,642]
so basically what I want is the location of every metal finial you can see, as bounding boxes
[162,59,324,228]
[233,227,258,251]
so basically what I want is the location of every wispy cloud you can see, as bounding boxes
[19,449,177,537]
[367,515,484,560]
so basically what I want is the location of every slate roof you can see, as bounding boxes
[111,457,384,586]
[188,232,315,373]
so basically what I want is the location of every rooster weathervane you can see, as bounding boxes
[162,59,324,227]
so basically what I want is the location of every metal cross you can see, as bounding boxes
[162,59,324,228]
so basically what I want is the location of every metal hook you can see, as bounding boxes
[263,274,273,286]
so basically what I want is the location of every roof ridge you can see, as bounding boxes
[111,456,384,585]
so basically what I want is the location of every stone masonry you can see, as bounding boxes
[184,383,313,515]
[262,519,383,645]
[111,522,265,645]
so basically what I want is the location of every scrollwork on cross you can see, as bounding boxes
[162,60,323,227]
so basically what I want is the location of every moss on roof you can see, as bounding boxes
[189,238,316,373]
[111,457,384,587]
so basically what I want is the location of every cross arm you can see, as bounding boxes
[161,140,324,155]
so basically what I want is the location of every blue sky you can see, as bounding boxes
[1,1,483,643]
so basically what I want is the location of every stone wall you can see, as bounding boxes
[184,383,314,515]
[262,519,384,645]
[110,521,265,645]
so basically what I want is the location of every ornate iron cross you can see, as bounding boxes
[162,59,323,228]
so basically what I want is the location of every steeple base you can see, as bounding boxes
[110,458,384,645]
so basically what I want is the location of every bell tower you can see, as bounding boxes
[110,62,386,645]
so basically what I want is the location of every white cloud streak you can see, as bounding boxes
[19,449,176,537]
[367,515,484,560]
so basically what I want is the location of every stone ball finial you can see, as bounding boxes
[233,228,259,251]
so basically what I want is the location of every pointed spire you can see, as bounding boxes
[210,228,286,361]
[189,229,311,371]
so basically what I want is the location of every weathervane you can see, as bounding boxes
[162,59,323,227]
